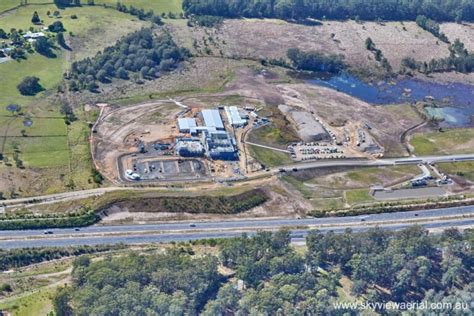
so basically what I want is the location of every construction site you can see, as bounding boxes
[92,89,394,184]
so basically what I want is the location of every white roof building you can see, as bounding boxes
[202,109,224,130]
[225,106,247,127]
[23,32,45,39]
[178,118,197,134]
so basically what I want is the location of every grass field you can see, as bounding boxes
[345,189,374,205]
[0,4,149,109]
[411,128,474,156]
[0,4,148,194]
[248,145,293,168]
[0,286,55,316]
[96,0,182,13]
[438,161,474,182]
[0,0,183,14]
[0,0,49,13]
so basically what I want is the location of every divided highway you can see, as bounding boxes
[0,205,472,249]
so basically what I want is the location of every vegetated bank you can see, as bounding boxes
[52,227,473,315]
[310,195,474,218]
[0,189,269,230]
[100,188,269,214]
[0,244,126,271]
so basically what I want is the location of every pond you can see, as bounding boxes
[303,72,474,127]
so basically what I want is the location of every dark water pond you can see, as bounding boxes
[23,119,33,127]
[303,72,474,127]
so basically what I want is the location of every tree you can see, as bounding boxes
[365,37,374,50]
[57,32,68,49]
[17,76,44,95]
[53,287,72,316]
[48,21,65,33]
[31,11,41,24]
[0,28,7,39]
[33,37,55,57]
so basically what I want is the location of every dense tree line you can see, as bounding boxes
[183,0,474,22]
[287,48,345,73]
[402,39,474,74]
[68,28,189,91]
[56,249,223,315]
[54,226,473,315]
[416,15,449,42]
[0,245,125,271]
[0,210,99,230]
[115,2,163,25]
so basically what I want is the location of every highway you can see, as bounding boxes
[0,205,472,249]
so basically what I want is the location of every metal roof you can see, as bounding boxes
[178,118,197,131]
[202,109,224,129]
[225,106,247,126]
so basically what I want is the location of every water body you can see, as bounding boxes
[23,119,33,127]
[303,72,474,127]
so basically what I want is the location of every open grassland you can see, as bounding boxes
[282,165,419,211]
[438,161,474,182]
[96,0,182,13]
[0,286,55,316]
[248,145,293,168]
[410,128,474,155]
[169,19,468,74]
[0,0,48,13]
[0,4,149,108]
[305,165,419,189]
[345,189,374,205]
[0,4,148,195]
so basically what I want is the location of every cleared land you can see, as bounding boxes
[410,128,474,155]
[168,19,474,74]
[282,165,420,210]
[277,84,424,157]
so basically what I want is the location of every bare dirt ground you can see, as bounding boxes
[277,83,425,157]
[93,101,180,180]
[168,19,474,76]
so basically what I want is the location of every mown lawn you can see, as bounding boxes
[95,0,183,13]
[345,189,374,205]
[248,145,293,168]
[0,0,20,13]
[411,128,474,155]
[4,136,69,168]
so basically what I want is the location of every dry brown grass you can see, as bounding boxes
[168,19,471,73]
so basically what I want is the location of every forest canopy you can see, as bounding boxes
[68,28,189,91]
[182,0,474,22]
[55,226,473,315]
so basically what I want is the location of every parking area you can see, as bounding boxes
[288,143,347,161]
